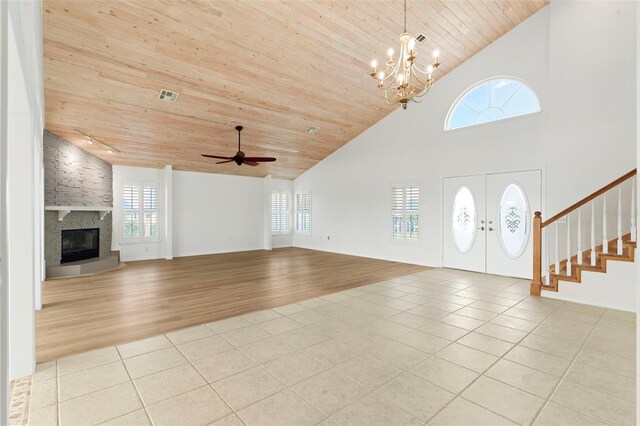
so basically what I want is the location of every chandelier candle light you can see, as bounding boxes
[369,0,442,110]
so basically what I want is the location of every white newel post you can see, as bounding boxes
[591,202,597,266]
[602,194,608,254]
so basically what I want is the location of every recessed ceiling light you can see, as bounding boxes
[107,148,113,154]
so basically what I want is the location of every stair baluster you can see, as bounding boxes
[602,194,608,254]
[554,222,559,274]
[591,202,596,266]
[631,176,636,243]
[617,186,623,255]
[566,214,571,276]
[544,227,549,285]
[577,208,582,265]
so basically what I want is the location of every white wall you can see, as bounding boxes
[0,2,7,420]
[293,2,636,269]
[172,171,265,257]
[271,178,294,248]
[2,0,44,395]
[113,167,277,260]
[636,2,640,416]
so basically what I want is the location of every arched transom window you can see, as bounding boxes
[445,77,540,130]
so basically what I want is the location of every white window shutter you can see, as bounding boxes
[271,191,281,233]
[123,183,160,240]
[123,185,141,238]
[391,184,420,240]
[296,191,311,233]
[143,186,159,237]
[271,191,292,234]
[281,192,291,232]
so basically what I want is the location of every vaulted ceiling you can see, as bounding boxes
[43,0,547,179]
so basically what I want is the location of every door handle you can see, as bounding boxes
[478,226,485,231]
[488,227,495,231]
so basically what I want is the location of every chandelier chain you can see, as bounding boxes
[403,0,407,33]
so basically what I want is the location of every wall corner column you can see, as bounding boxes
[164,165,173,260]
[264,175,272,251]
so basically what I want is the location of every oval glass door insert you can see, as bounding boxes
[498,183,530,258]
[452,186,477,253]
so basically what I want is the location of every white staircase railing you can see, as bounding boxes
[531,169,637,295]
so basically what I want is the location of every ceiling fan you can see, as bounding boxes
[201,125,276,166]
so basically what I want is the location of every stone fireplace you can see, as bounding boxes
[44,130,117,277]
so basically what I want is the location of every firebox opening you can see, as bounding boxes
[61,228,99,264]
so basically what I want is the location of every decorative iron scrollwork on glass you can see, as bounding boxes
[457,207,471,229]
[499,184,530,258]
[504,206,521,233]
[452,186,477,253]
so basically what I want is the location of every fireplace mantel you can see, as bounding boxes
[45,206,113,221]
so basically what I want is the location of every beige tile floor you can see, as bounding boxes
[27,268,636,425]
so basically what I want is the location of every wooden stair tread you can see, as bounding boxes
[543,235,636,292]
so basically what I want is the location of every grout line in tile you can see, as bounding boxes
[103,349,150,426]
[422,295,568,425]
[527,305,607,425]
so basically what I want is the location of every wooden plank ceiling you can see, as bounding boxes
[43,0,547,179]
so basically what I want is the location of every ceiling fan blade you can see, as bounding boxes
[244,157,276,162]
[216,160,234,164]
[202,154,233,160]
[244,161,259,166]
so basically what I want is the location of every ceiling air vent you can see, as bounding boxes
[158,89,179,103]
[415,33,427,45]
[305,125,320,135]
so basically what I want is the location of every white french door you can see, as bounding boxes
[443,170,541,279]
[443,175,486,273]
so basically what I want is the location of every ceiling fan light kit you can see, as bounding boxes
[201,125,277,167]
[369,0,442,110]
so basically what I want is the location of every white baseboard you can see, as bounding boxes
[120,254,164,262]
[272,242,293,249]
[291,243,432,267]
[173,246,265,258]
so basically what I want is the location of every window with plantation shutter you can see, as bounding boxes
[122,183,160,241]
[271,190,292,234]
[143,186,159,237]
[390,184,420,240]
[295,190,311,234]
[123,185,141,238]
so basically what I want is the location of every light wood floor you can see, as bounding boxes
[37,248,427,362]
